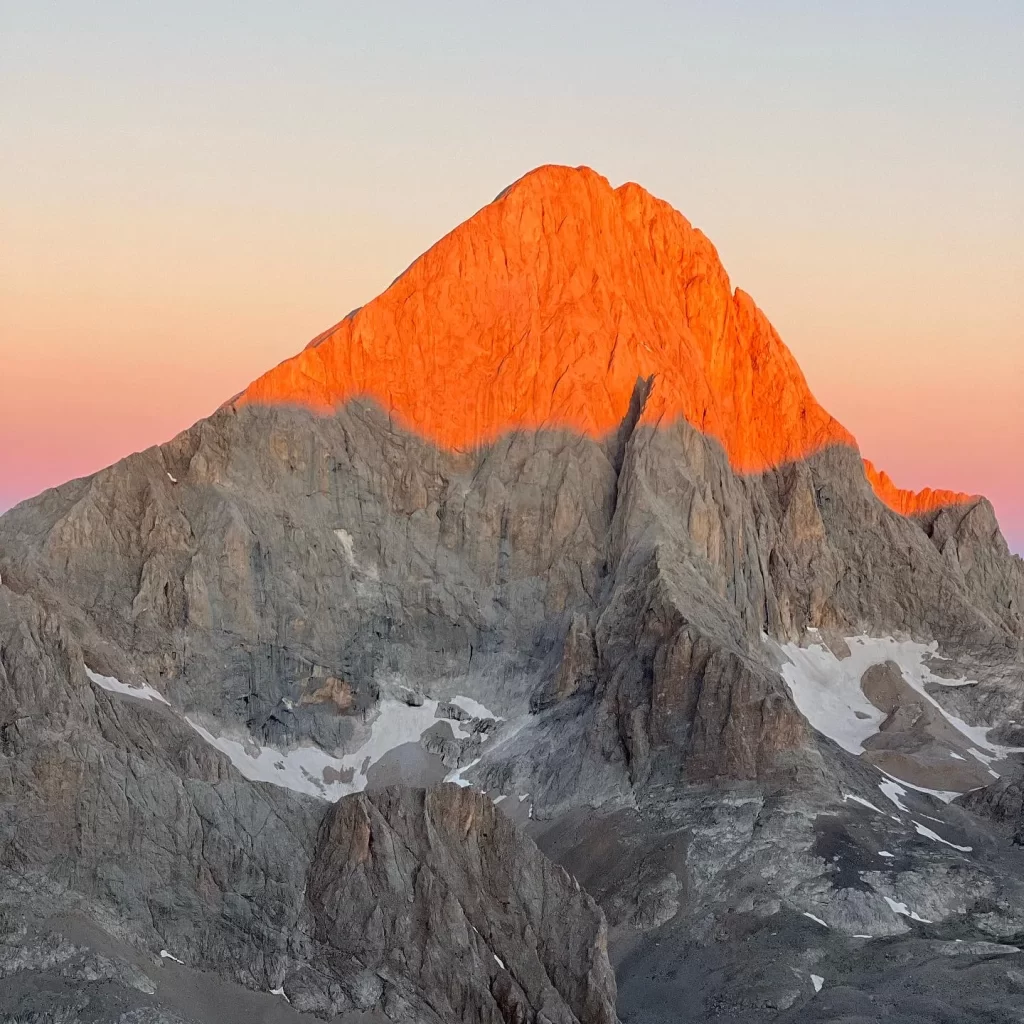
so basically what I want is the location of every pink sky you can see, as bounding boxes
[2,4,1021,551]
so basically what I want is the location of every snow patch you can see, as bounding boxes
[882,772,960,805]
[879,779,910,813]
[843,792,884,814]
[445,756,482,788]
[878,851,894,859]
[270,986,289,1002]
[803,912,829,928]
[811,974,824,993]
[451,695,501,721]
[166,472,178,484]
[883,895,931,923]
[187,698,441,801]
[493,954,505,969]
[85,650,507,803]
[779,636,1024,778]
[779,642,885,753]
[86,666,170,706]
[159,949,184,965]
[912,820,972,852]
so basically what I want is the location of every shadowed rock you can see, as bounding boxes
[308,785,618,1024]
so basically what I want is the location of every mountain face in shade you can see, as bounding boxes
[0,166,1022,1023]
[238,164,970,515]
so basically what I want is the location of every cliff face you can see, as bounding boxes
[309,785,618,1024]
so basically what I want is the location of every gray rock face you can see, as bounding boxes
[0,583,618,1021]
[959,772,1024,844]
[1,382,1023,1021]
[3,401,1020,803]
[309,786,617,1024]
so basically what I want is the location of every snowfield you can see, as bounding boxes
[778,641,887,753]
[85,663,503,801]
[779,635,1024,792]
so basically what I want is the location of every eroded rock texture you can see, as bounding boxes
[309,786,617,1024]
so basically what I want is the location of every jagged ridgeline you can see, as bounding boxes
[1,165,1022,1023]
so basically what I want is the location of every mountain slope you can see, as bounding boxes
[239,164,967,516]
[1,165,1022,1023]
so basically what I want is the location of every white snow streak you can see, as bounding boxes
[843,793,884,814]
[159,949,184,964]
[912,821,972,852]
[803,912,829,928]
[86,667,170,706]
[883,896,931,924]
[445,756,482,788]
[881,772,960,805]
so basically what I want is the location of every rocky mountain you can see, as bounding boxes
[1,164,1023,1023]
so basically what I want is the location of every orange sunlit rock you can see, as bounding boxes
[863,460,974,517]
[237,164,970,516]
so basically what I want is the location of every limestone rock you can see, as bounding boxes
[308,785,617,1024]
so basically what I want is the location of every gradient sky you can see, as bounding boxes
[2,2,1022,550]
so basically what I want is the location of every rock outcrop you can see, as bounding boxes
[309,785,617,1024]
[959,774,1024,845]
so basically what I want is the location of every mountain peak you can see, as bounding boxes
[237,164,968,515]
